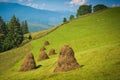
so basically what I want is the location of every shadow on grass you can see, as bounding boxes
[36,65,42,69]
[80,65,84,68]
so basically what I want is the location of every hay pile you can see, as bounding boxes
[54,45,80,72]
[44,41,50,46]
[38,51,49,61]
[40,46,46,51]
[19,53,36,72]
[48,49,56,55]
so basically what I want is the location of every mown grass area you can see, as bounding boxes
[0,43,32,72]
[0,7,120,80]
[0,44,120,80]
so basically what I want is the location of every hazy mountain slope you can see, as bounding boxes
[0,2,74,32]
[28,23,51,32]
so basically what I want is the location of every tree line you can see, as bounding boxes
[0,15,29,52]
[63,4,108,23]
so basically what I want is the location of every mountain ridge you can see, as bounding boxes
[0,2,74,32]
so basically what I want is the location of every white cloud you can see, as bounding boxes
[26,3,46,10]
[18,0,32,2]
[70,0,86,6]
[112,4,120,7]
[26,3,39,9]
[18,0,23,2]
[27,0,32,2]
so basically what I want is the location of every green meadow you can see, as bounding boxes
[0,7,120,80]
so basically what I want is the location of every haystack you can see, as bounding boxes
[40,46,46,51]
[38,51,49,61]
[19,53,36,72]
[54,45,80,72]
[48,49,56,55]
[44,41,50,46]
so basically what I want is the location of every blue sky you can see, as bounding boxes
[0,0,120,12]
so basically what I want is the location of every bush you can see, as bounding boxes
[76,5,92,17]
[93,4,108,12]
[69,15,74,20]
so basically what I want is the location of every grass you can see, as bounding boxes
[0,7,120,80]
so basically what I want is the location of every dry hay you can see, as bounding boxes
[54,45,80,72]
[48,49,56,55]
[40,46,46,51]
[44,41,50,46]
[19,53,36,72]
[38,51,49,61]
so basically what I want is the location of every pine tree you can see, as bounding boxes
[8,15,23,47]
[0,15,27,52]
[24,20,29,33]
[0,16,8,52]
[0,16,7,35]
[21,20,29,34]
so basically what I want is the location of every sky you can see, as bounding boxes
[0,0,120,12]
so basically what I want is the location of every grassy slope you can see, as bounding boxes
[0,7,120,80]
[0,43,32,72]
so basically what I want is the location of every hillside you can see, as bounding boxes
[0,7,120,80]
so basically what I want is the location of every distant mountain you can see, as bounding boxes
[0,2,75,32]
[28,23,51,32]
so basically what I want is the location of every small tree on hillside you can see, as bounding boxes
[63,17,67,23]
[76,5,92,17]
[93,4,108,12]
[28,34,32,40]
[69,15,74,20]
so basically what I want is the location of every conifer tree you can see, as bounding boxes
[21,20,29,34]
[0,16,7,35]
[8,15,23,47]
[0,16,8,52]
[0,15,26,52]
